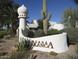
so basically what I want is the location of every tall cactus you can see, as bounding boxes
[42,0,51,34]
[42,0,47,18]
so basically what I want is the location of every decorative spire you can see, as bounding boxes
[17,5,28,18]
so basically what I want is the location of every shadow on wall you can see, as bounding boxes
[67,35,69,47]
[22,29,35,38]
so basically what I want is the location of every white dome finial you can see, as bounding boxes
[17,4,28,18]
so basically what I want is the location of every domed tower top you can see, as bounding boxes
[17,5,28,18]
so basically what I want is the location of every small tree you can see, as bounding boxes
[0,0,19,36]
[62,8,78,28]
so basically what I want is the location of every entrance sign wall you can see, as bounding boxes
[17,5,68,53]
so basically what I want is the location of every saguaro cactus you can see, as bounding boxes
[42,0,47,17]
[42,0,51,34]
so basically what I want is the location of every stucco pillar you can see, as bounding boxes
[17,5,27,42]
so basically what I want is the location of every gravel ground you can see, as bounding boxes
[32,44,78,59]
[0,37,18,57]
[0,37,78,59]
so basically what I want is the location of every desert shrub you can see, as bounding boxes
[0,30,10,38]
[5,50,31,59]
[62,28,78,44]
[33,29,45,37]
[17,40,32,51]
[5,40,33,59]
[3,39,33,59]
[27,30,34,38]
[49,52,57,56]
[5,50,38,59]
[47,29,63,35]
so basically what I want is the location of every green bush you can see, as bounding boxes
[63,28,78,44]
[47,29,63,35]
[33,29,63,37]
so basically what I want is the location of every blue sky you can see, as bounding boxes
[15,0,77,23]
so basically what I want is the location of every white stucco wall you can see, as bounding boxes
[20,32,68,53]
